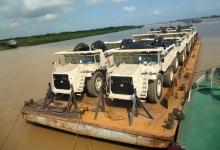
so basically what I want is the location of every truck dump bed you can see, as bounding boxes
[21,41,200,148]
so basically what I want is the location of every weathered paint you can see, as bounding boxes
[23,112,170,148]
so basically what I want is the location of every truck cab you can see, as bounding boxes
[52,42,107,97]
[133,32,189,65]
[133,25,198,55]
[105,40,178,103]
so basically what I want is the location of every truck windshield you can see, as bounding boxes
[65,55,78,64]
[79,55,95,64]
[138,53,158,64]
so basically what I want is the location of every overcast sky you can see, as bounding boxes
[0,0,220,39]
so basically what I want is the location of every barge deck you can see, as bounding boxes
[21,41,201,148]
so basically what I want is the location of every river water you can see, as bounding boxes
[0,19,220,150]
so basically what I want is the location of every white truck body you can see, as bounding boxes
[52,50,106,95]
[133,26,198,54]
[105,44,177,101]
[104,40,122,49]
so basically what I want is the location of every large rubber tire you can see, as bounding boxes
[147,75,162,103]
[73,43,90,51]
[164,67,174,87]
[120,39,133,49]
[186,43,191,55]
[91,40,108,52]
[179,51,185,65]
[173,57,179,73]
[86,71,104,97]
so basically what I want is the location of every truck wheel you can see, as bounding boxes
[173,57,179,72]
[148,75,162,103]
[179,52,185,65]
[87,71,104,97]
[164,67,174,87]
[186,44,191,55]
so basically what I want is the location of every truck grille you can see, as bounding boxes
[53,74,70,90]
[111,76,134,95]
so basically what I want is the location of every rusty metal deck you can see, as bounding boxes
[21,41,200,148]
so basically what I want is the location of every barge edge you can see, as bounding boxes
[22,110,170,148]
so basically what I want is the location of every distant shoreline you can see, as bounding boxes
[0,25,143,51]
[170,14,220,23]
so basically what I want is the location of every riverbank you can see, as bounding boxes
[0,25,143,51]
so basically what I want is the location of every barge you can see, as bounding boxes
[21,27,200,148]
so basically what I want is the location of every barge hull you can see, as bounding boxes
[21,41,200,148]
[22,112,169,148]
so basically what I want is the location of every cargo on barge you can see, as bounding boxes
[21,40,200,148]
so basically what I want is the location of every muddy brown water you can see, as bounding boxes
[1,19,220,150]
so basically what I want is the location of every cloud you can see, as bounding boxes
[37,14,59,22]
[0,0,74,20]
[123,6,136,12]
[23,0,70,11]
[86,0,104,4]
[195,6,207,13]
[8,20,19,27]
[111,0,126,3]
[153,10,160,15]
[86,0,125,4]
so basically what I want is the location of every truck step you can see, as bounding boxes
[142,86,147,89]
[142,82,147,85]
[141,90,147,93]
[139,95,146,98]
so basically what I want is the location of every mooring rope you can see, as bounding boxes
[72,133,78,150]
[192,65,220,75]
[0,111,21,150]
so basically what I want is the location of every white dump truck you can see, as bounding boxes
[133,32,193,65]
[163,36,187,65]
[166,26,198,52]
[104,40,122,49]
[149,26,176,34]
[139,35,187,65]
[52,41,107,97]
[133,25,198,55]
[104,39,134,49]
[160,32,192,55]
[105,40,178,103]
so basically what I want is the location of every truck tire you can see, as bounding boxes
[186,44,190,55]
[179,51,185,65]
[173,57,179,73]
[120,39,133,49]
[87,71,104,97]
[147,75,162,103]
[73,43,90,51]
[164,67,174,87]
[91,40,108,52]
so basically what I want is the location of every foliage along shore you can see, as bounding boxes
[0,25,143,51]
